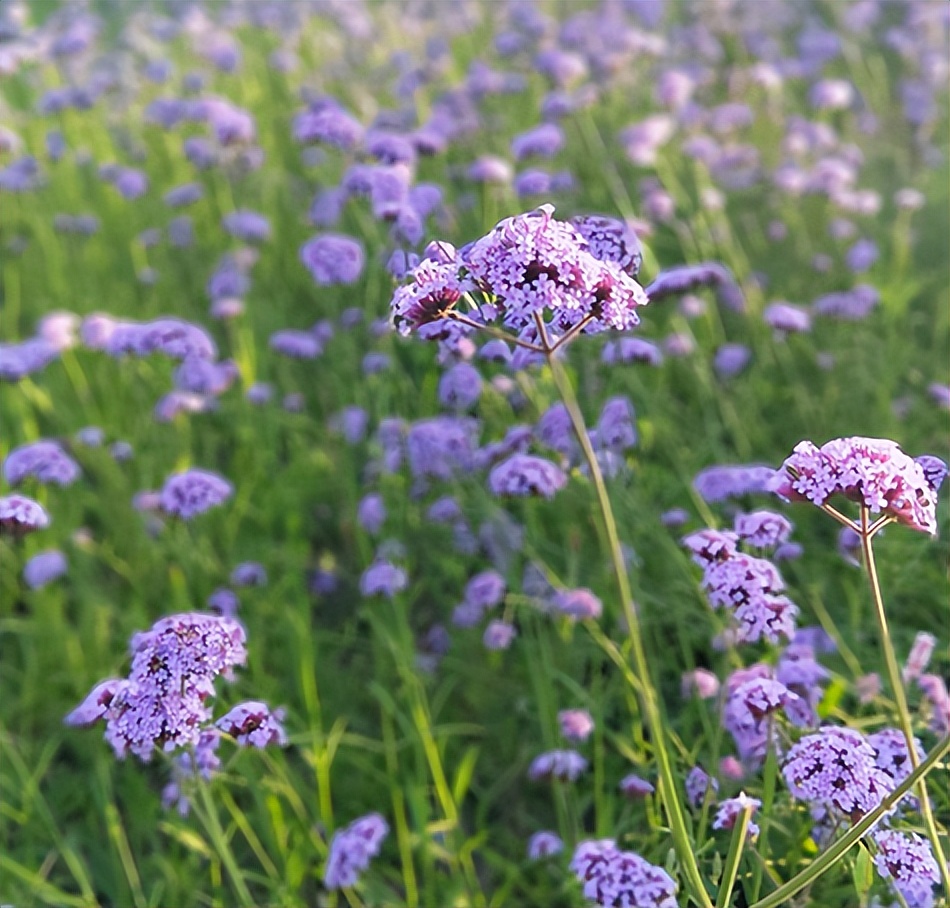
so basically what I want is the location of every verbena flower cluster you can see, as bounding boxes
[570,840,678,908]
[323,813,390,890]
[770,437,939,534]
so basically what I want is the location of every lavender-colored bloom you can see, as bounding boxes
[558,708,594,743]
[682,528,739,567]
[536,402,577,458]
[229,562,266,588]
[571,215,643,278]
[661,508,688,528]
[682,669,720,700]
[619,774,655,798]
[915,455,948,494]
[770,437,937,535]
[602,337,664,367]
[868,728,925,792]
[360,561,407,598]
[527,831,564,860]
[903,632,937,683]
[465,570,506,609]
[857,672,883,705]
[570,840,678,908]
[810,79,855,111]
[67,612,246,761]
[872,830,941,908]
[528,749,588,782]
[4,440,80,486]
[270,330,322,360]
[174,357,237,396]
[283,393,305,413]
[164,183,203,208]
[917,674,950,735]
[406,417,478,481]
[65,679,124,728]
[223,210,270,243]
[685,766,718,808]
[201,97,255,145]
[733,511,793,548]
[162,729,221,816]
[216,701,287,748]
[110,441,133,462]
[294,103,364,150]
[300,234,364,285]
[813,284,879,321]
[489,454,567,499]
[723,677,798,764]
[246,383,273,406]
[621,114,675,166]
[714,343,752,378]
[207,588,239,618]
[329,407,369,444]
[511,123,564,160]
[693,464,776,503]
[645,262,735,303]
[554,587,603,621]
[0,338,60,381]
[160,469,232,520]
[846,238,879,273]
[154,392,213,423]
[782,726,894,820]
[514,168,552,197]
[483,620,517,651]
[438,362,482,410]
[713,793,761,839]
[465,205,649,336]
[596,396,637,451]
[357,493,386,535]
[107,318,217,361]
[764,302,811,334]
[777,644,829,728]
[23,549,67,589]
[467,155,513,184]
[362,353,390,375]
[323,813,389,890]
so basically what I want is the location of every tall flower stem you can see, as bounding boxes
[858,506,950,897]
[538,316,713,908]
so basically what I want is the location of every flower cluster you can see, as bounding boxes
[488,453,567,499]
[782,726,895,821]
[683,528,799,644]
[872,829,941,908]
[770,437,938,534]
[4,440,80,486]
[66,612,248,761]
[160,468,233,520]
[323,813,389,890]
[528,749,588,782]
[0,494,50,535]
[570,840,678,908]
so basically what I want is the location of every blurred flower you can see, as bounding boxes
[160,469,233,520]
[4,440,80,486]
[23,549,67,589]
[323,813,389,890]
[527,831,563,860]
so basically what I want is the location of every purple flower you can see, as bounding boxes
[682,669,721,700]
[231,562,267,588]
[868,727,925,792]
[570,840,678,908]
[915,455,948,494]
[682,528,739,567]
[596,397,637,451]
[903,632,936,683]
[813,284,879,320]
[511,123,564,160]
[467,155,513,184]
[357,493,386,535]
[222,210,270,243]
[733,511,793,548]
[713,343,752,378]
[270,330,322,360]
[918,675,950,735]
[23,549,68,589]
[553,587,602,620]
[777,645,829,728]
[465,571,506,609]
[323,813,389,890]
[645,262,737,304]
[160,469,233,520]
[619,774,655,798]
[685,766,718,808]
[0,495,50,534]
[465,205,649,336]
[488,454,567,499]
[4,440,80,486]
[764,302,811,334]
[438,362,482,410]
[571,215,643,278]
[713,793,761,839]
[846,238,879,273]
[872,830,941,908]
[558,708,594,743]
[770,437,937,534]
[782,726,894,820]
[300,234,365,285]
[215,701,287,748]
[391,255,472,336]
[693,464,777,503]
[0,338,60,381]
[723,677,798,764]
[528,749,588,782]
[406,417,479,481]
[527,831,563,860]
[162,729,221,816]
[67,612,246,761]
[207,588,239,618]
[601,338,663,367]
[483,620,517,651]
[294,103,364,150]
[360,561,407,598]
[107,318,217,361]
[164,183,204,208]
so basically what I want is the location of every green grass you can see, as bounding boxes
[0,2,948,907]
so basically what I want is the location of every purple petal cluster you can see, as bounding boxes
[323,813,389,890]
[570,840,678,908]
[4,440,80,486]
[160,469,233,520]
[215,701,287,748]
[488,453,567,499]
[872,829,941,908]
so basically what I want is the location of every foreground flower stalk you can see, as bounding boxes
[749,734,950,908]
[859,506,950,898]
[536,314,713,908]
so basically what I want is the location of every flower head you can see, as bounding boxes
[570,840,678,908]
[0,494,50,535]
[215,701,287,748]
[160,469,233,520]
[4,440,80,486]
[713,793,762,839]
[324,813,389,890]
[528,749,588,782]
[872,830,941,908]
[488,453,567,499]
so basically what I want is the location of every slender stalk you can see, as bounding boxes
[749,735,950,908]
[551,314,596,352]
[538,314,713,908]
[195,779,255,906]
[818,502,860,533]
[715,805,752,908]
[859,506,950,896]
[444,310,545,351]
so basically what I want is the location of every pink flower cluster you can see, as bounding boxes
[770,437,938,534]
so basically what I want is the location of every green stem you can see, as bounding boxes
[195,779,255,906]
[539,317,713,908]
[859,507,950,897]
[715,805,752,908]
[749,735,950,908]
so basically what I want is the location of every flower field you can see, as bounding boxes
[0,1,948,906]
